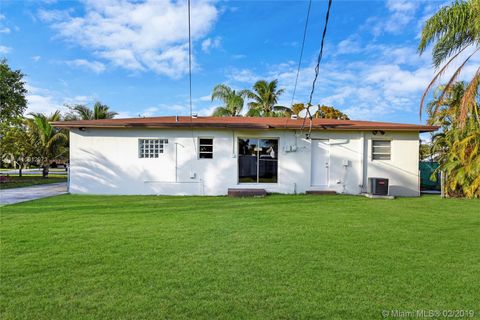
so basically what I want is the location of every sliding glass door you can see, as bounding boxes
[238,138,278,183]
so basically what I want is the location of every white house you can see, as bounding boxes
[52,116,437,197]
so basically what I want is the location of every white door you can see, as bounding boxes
[311,139,330,186]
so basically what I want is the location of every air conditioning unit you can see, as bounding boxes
[368,177,389,196]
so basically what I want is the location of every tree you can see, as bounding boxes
[287,103,350,120]
[244,80,286,117]
[427,82,480,198]
[210,84,247,116]
[419,141,433,161]
[65,101,118,120]
[26,111,68,178]
[418,0,480,125]
[0,59,27,128]
[0,123,34,177]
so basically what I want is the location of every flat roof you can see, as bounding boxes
[51,116,438,132]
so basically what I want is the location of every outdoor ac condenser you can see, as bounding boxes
[368,178,389,196]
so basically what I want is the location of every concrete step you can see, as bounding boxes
[228,188,267,197]
[306,190,337,195]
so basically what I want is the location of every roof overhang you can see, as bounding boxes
[51,116,439,133]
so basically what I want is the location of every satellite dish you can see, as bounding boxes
[308,105,319,117]
[298,109,308,118]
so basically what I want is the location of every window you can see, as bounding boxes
[372,140,391,160]
[199,138,213,159]
[139,139,168,158]
[238,138,278,183]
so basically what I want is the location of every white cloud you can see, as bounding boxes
[40,0,219,78]
[25,84,96,115]
[367,0,419,36]
[0,45,11,54]
[139,107,159,117]
[25,85,66,115]
[0,14,10,34]
[32,56,41,62]
[65,59,106,73]
[227,68,260,83]
[336,36,362,55]
[232,54,246,59]
[198,95,211,102]
[201,36,221,53]
[27,94,63,115]
[63,95,93,105]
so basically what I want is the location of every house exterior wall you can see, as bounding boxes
[69,127,420,196]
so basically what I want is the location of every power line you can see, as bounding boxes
[188,0,193,118]
[290,0,312,107]
[302,0,333,134]
[187,0,197,157]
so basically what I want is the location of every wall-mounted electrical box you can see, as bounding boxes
[342,159,350,167]
[283,145,298,153]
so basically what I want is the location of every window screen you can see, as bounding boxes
[199,138,213,159]
[139,139,168,158]
[372,140,391,160]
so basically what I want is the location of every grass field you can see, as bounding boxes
[0,174,67,189]
[1,195,479,319]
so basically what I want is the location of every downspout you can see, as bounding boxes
[232,130,236,158]
[67,163,70,193]
[175,143,179,183]
[360,132,366,193]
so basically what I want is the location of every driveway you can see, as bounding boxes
[0,183,68,206]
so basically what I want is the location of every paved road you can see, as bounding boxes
[0,183,68,206]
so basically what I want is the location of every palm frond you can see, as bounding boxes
[459,67,480,123]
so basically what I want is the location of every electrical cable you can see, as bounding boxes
[301,0,333,136]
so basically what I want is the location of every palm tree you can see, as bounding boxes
[244,80,287,117]
[210,84,247,116]
[428,82,480,198]
[27,111,68,177]
[65,101,118,120]
[418,0,480,124]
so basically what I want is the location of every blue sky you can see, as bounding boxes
[1,0,477,125]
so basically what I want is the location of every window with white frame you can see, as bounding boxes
[199,138,213,159]
[139,139,168,158]
[372,140,391,160]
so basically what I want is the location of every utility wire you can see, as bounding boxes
[188,0,193,118]
[187,0,197,157]
[301,0,333,135]
[290,0,312,107]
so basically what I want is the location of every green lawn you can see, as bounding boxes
[0,174,67,189]
[1,195,479,319]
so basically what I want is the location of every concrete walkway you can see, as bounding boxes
[0,182,68,206]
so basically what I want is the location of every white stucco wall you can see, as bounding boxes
[69,127,420,196]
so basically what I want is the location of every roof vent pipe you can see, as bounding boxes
[176,115,179,122]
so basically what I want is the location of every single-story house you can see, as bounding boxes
[52,116,437,196]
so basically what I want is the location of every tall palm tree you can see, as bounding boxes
[65,101,118,120]
[211,84,247,116]
[244,80,287,117]
[27,111,68,177]
[418,0,480,124]
[428,82,480,198]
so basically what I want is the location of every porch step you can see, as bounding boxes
[228,188,267,197]
[306,190,337,195]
